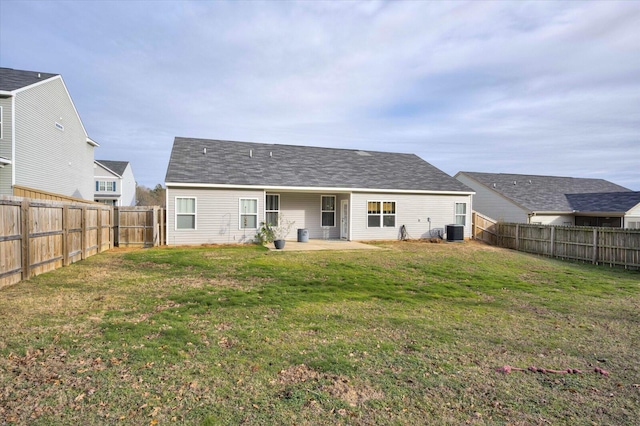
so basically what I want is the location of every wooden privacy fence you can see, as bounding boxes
[472,211,498,245]
[0,197,113,289]
[13,185,100,204]
[495,222,640,270]
[114,206,166,248]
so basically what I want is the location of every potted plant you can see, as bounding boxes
[255,221,276,246]
[256,214,295,249]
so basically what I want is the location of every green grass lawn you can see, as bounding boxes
[1,241,638,425]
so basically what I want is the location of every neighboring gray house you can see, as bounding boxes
[455,171,640,228]
[165,137,475,245]
[0,67,99,200]
[94,160,136,206]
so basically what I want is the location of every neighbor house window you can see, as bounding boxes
[176,197,196,230]
[321,196,336,227]
[265,194,280,226]
[96,181,117,192]
[368,201,396,227]
[455,203,467,225]
[240,198,258,229]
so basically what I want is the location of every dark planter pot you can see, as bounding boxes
[274,240,286,249]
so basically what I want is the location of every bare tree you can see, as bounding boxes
[136,184,166,207]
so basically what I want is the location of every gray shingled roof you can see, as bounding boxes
[460,172,631,211]
[96,160,129,177]
[0,67,59,91]
[566,192,640,213]
[166,137,473,193]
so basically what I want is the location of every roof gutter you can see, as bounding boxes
[569,211,625,217]
[530,211,574,215]
[165,182,475,196]
[531,210,625,216]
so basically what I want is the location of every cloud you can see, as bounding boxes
[1,0,639,189]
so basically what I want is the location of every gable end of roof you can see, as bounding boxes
[0,67,60,92]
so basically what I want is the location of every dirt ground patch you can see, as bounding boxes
[275,364,384,407]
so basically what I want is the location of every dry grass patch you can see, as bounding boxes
[276,364,384,407]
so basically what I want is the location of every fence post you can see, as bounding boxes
[114,206,119,247]
[81,205,87,260]
[153,206,159,247]
[515,224,520,250]
[550,226,555,257]
[161,208,166,246]
[592,228,598,265]
[472,212,476,240]
[109,207,114,249]
[21,199,31,280]
[62,205,69,266]
[97,207,103,253]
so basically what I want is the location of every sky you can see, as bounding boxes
[1,0,639,190]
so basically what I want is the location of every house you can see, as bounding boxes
[165,137,475,245]
[94,160,137,206]
[455,171,640,228]
[0,67,98,201]
[565,192,640,228]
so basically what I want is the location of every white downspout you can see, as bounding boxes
[11,95,16,187]
[165,186,170,246]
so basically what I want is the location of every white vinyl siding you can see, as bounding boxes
[529,214,575,226]
[120,164,137,206]
[0,105,3,139]
[166,188,473,245]
[94,162,137,206]
[321,195,336,227]
[352,192,473,241]
[239,198,258,229]
[455,173,528,223]
[0,98,12,195]
[275,192,344,240]
[167,188,263,245]
[13,77,95,200]
[175,197,196,230]
[628,203,640,216]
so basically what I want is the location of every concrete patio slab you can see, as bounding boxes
[267,239,380,252]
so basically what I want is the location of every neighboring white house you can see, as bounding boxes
[94,160,136,206]
[455,171,640,228]
[0,67,98,200]
[165,137,475,245]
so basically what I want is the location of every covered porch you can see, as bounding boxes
[265,191,352,241]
